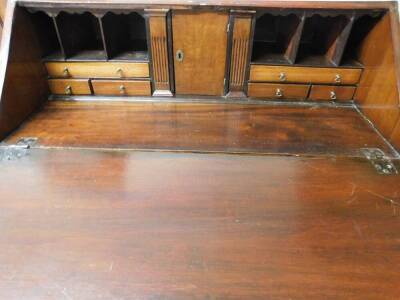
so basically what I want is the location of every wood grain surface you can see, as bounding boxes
[48,78,91,95]
[0,148,399,299]
[0,4,48,140]
[4,101,396,157]
[91,80,151,96]
[354,13,400,147]
[45,62,150,78]
[309,85,356,101]
[172,11,228,95]
[248,83,309,99]
[250,65,362,85]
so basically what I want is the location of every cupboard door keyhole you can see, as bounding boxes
[176,50,184,62]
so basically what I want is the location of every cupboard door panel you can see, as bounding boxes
[172,11,228,96]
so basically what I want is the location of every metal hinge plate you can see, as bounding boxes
[0,137,38,161]
[361,148,398,175]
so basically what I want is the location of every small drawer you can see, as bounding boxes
[48,79,91,95]
[309,85,356,101]
[45,62,150,79]
[250,65,362,85]
[248,83,309,100]
[91,80,151,96]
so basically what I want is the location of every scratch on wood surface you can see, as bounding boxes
[109,261,114,272]
[346,182,358,205]
[365,189,400,216]
[352,219,363,239]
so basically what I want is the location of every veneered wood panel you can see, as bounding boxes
[148,11,172,96]
[355,13,400,140]
[0,0,6,22]
[91,79,151,96]
[309,85,356,101]
[172,11,228,96]
[17,0,397,10]
[0,4,48,140]
[248,83,309,100]
[0,0,6,41]
[390,119,400,150]
[250,65,362,85]
[4,101,395,158]
[45,62,150,78]
[326,14,354,66]
[0,148,400,299]
[48,79,91,95]
[228,15,252,95]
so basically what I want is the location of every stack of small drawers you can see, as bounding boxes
[46,62,152,96]
[247,65,362,101]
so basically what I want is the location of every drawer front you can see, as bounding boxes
[48,79,91,95]
[46,62,150,78]
[309,85,356,101]
[91,80,151,96]
[250,65,362,85]
[248,83,309,100]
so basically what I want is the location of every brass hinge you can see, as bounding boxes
[361,148,398,175]
[0,137,38,161]
[227,22,231,33]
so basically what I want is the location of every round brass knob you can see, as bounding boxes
[334,74,341,83]
[330,91,337,100]
[65,85,72,95]
[119,85,126,95]
[279,72,286,82]
[116,68,123,78]
[275,88,283,98]
[63,67,69,77]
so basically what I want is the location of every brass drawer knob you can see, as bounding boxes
[279,72,286,82]
[119,85,126,95]
[117,68,124,78]
[334,74,342,83]
[330,91,337,100]
[63,67,69,77]
[275,88,283,98]
[65,85,72,95]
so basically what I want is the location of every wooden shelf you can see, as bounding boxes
[109,51,149,62]
[252,43,293,65]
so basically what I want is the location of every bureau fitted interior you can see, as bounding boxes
[1,3,399,157]
[26,7,384,101]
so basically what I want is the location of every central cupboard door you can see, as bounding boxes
[172,11,229,96]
